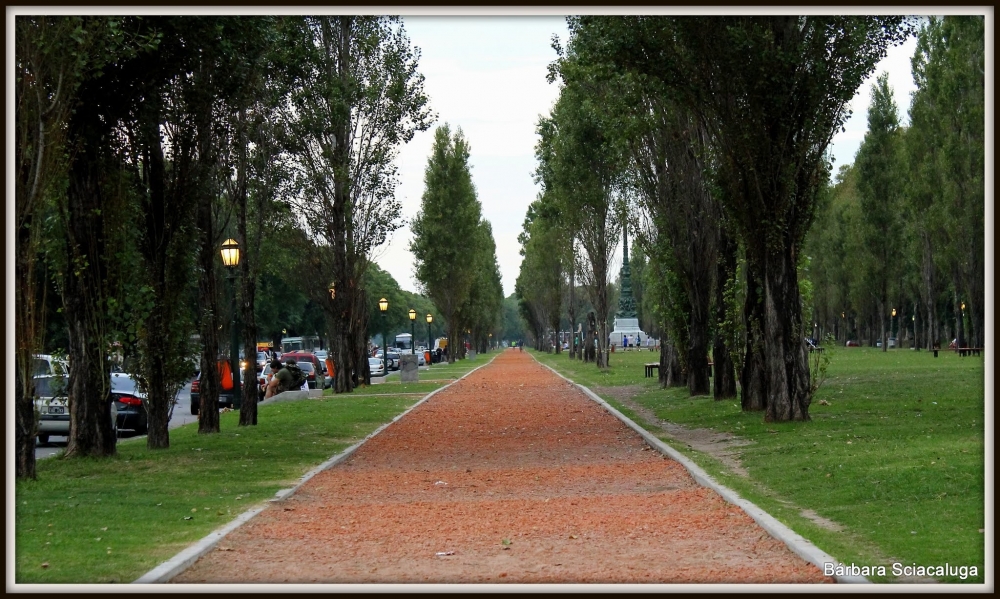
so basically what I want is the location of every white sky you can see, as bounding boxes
[376,16,923,297]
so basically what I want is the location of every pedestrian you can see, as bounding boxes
[263,359,291,399]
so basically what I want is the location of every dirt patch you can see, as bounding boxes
[173,351,831,584]
[798,509,845,532]
[593,386,751,477]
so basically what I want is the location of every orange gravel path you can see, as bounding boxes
[173,350,832,584]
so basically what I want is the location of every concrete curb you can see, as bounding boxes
[536,359,870,585]
[133,355,499,584]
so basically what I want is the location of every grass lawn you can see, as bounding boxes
[532,346,986,583]
[14,357,483,584]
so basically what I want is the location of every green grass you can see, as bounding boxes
[532,347,986,583]
[14,355,487,584]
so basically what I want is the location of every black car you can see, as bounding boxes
[297,361,320,389]
[110,372,148,437]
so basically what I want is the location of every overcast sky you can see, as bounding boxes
[376,16,923,298]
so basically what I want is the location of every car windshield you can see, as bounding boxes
[33,358,51,376]
[33,376,68,398]
[297,362,314,373]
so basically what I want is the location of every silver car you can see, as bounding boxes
[368,357,385,377]
[34,375,72,444]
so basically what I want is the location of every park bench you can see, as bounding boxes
[956,347,983,357]
[644,361,714,378]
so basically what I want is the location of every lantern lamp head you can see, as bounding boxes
[426,314,433,324]
[378,298,389,313]
[220,238,240,268]
[409,309,416,321]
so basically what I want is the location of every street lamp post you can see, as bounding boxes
[408,309,416,354]
[426,314,433,363]
[379,298,389,376]
[220,238,242,410]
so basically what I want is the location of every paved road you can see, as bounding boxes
[35,380,196,460]
[173,350,830,584]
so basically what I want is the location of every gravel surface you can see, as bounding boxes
[173,350,832,584]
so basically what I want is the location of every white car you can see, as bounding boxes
[35,372,137,443]
[368,357,385,377]
[375,351,397,371]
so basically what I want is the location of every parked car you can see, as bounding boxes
[296,361,321,389]
[34,371,144,443]
[110,372,148,437]
[190,359,240,415]
[279,352,326,389]
[314,350,329,362]
[375,350,397,371]
[255,351,270,373]
[257,366,270,401]
[33,374,71,444]
[33,354,68,377]
[845,340,860,347]
[368,357,385,377]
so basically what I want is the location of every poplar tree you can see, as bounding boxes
[410,125,483,363]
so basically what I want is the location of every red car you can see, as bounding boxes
[845,340,860,347]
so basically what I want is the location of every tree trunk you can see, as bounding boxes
[662,340,685,388]
[713,230,738,399]
[762,246,811,422]
[879,300,887,353]
[197,189,221,434]
[239,262,259,427]
[953,288,965,349]
[143,309,171,448]
[740,264,766,412]
[15,216,43,478]
[15,359,37,479]
[568,252,577,359]
[140,115,172,450]
[63,132,116,458]
[687,306,711,396]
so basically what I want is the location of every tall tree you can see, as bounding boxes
[49,18,164,457]
[283,16,432,390]
[14,16,92,475]
[516,199,564,352]
[856,72,904,353]
[411,125,483,363]
[569,16,912,420]
[625,88,720,396]
[535,79,623,368]
[910,16,985,349]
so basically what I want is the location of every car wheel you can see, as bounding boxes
[190,400,200,415]
[37,434,49,445]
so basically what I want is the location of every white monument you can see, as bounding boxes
[609,226,647,349]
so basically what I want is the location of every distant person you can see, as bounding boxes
[264,360,291,399]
